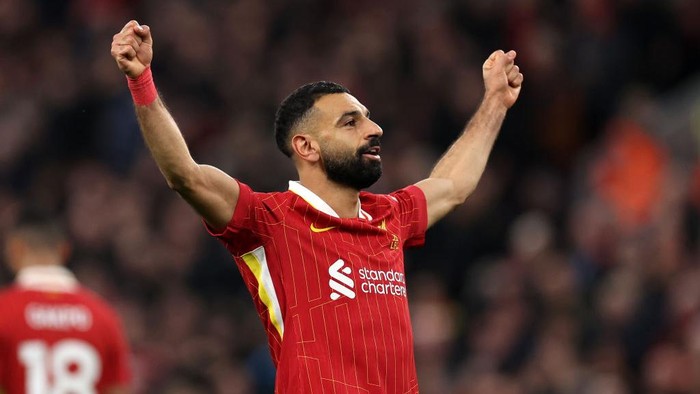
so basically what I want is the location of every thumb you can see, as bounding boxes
[134,24,153,45]
[483,50,504,71]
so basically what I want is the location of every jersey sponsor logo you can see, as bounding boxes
[310,223,336,233]
[329,259,355,300]
[358,267,407,297]
[328,259,408,300]
[24,303,93,332]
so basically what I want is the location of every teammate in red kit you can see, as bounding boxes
[111,19,522,393]
[0,215,131,394]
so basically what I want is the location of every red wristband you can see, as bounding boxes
[127,67,158,106]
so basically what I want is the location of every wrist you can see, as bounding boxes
[127,67,158,106]
[481,93,509,113]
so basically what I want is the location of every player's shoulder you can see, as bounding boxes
[242,182,294,206]
[0,285,16,297]
[0,286,22,317]
[0,287,21,334]
[254,189,302,216]
[360,190,402,205]
[360,186,425,215]
[357,191,398,219]
[0,285,25,302]
[73,286,113,307]
[258,189,295,203]
[70,287,121,321]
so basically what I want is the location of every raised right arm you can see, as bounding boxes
[110,21,238,229]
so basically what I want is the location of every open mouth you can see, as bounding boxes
[361,146,381,161]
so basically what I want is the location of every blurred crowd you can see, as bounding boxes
[0,0,699,393]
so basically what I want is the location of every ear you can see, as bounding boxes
[291,134,321,163]
[59,242,72,263]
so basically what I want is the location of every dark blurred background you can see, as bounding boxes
[0,0,699,393]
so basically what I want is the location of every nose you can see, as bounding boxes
[366,119,383,139]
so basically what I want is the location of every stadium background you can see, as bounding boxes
[0,0,698,392]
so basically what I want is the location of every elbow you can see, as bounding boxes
[164,166,200,194]
[165,176,188,192]
[451,191,469,208]
[451,181,479,207]
[454,192,469,207]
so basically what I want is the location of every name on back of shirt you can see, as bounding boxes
[24,303,93,331]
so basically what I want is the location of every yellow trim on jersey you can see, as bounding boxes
[241,246,285,339]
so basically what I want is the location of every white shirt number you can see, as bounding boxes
[19,339,101,394]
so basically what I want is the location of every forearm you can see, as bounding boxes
[134,97,199,191]
[430,96,507,202]
[113,22,239,228]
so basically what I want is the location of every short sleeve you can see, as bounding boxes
[390,185,428,248]
[204,180,264,255]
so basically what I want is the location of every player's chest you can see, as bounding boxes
[275,219,407,303]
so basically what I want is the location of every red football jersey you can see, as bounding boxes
[207,181,428,393]
[0,266,131,394]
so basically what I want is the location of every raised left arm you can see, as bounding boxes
[416,50,523,228]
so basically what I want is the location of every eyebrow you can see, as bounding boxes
[336,109,371,126]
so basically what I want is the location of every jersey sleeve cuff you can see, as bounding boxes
[203,180,254,238]
[402,185,428,248]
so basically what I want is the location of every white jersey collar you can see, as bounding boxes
[288,181,372,220]
[16,265,78,292]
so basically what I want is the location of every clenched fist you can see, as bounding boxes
[111,20,153,78]
[482,50,524,109]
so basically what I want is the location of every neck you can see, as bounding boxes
[298,173,361,218]
[11,253,64,274]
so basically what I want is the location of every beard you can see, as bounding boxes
[321,139,382,190]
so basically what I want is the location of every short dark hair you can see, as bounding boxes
[13,211,66,251]
[274,81,350,157]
